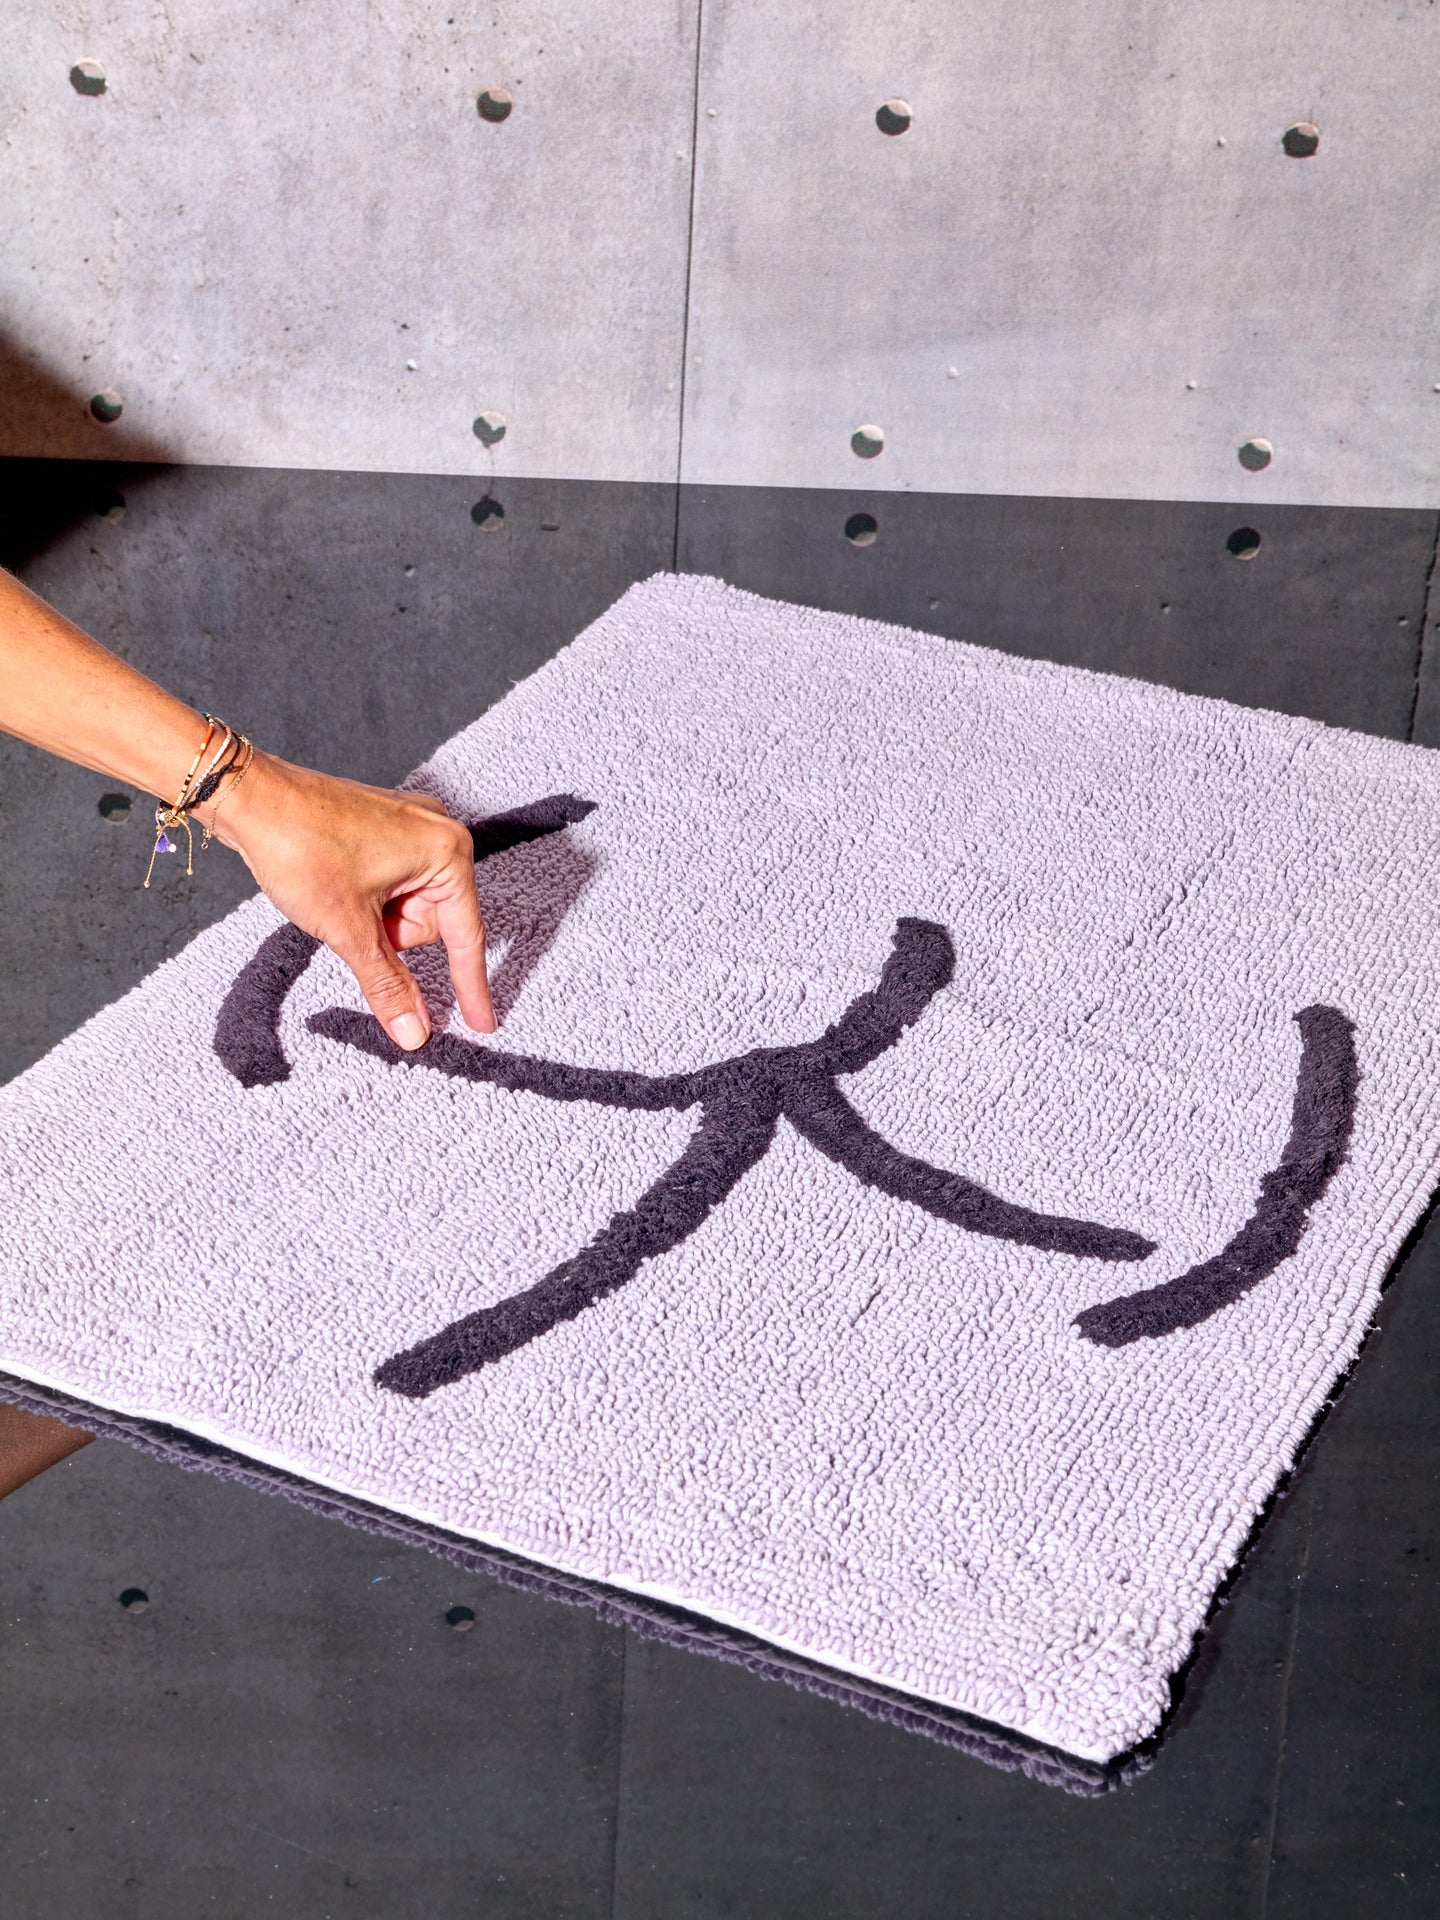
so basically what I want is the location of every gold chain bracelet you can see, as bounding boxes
[144,715,253,888]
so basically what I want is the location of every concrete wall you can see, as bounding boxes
[3,1,1437,506]
[1,2,698,484]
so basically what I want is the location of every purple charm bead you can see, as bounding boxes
[155,831,175,854]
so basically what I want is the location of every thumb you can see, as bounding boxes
[340,923,431,1051]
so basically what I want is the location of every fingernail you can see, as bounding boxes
[391,1012,429,1050]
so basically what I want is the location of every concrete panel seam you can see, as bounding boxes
[606,1632,629,1920]
[1256,1503,1314,1920]
[1405,510,1440,743]
[672,0,707,570]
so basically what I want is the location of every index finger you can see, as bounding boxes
[434,857,496,1035]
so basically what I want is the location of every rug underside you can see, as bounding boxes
[0,1368,1129,1796]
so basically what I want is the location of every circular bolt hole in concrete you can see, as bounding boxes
[445,1605,476,1632]
[93,487,126,521]
[477,87,513,123]
[1227,527,1262,560]
[473,411,507,447]
[876,99,912,135]
[98,792,131,821]
[90,390,123,424]
[118,1588,149,1612]
[851,423,885,459]
[1282,122,1320,157]
[470,495,505,531]
[845,512,879,547]
[70,60,106,96]
[1237,437,1272,471]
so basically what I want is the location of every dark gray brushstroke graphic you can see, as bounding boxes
[307,919,1156,1398]
[1073,1005,1358,1346]
[214,797,1358,1389]
[212,793,596,1088]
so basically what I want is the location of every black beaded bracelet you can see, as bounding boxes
[144,714,253,888]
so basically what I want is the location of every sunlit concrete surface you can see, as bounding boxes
[0,3,697,481]
[2,4,1437,502]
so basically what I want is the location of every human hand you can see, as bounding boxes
[205,749,495,1049]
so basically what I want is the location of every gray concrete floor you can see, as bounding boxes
[1,460,1437,1916]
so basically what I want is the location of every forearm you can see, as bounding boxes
[0,567,494,1048]
[0,566,211,801]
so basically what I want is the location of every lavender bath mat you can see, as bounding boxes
[3,573,1437,1791]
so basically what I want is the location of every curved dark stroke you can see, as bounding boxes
[212,794,597,1088]
[306,918,1156,1399]
[1074,1005,1358,1348]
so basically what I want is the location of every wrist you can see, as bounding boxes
[196,743,286,857]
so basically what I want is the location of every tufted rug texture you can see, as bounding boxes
[2,572,1438,1791]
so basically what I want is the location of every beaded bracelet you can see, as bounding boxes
[144,714,254,888]
[199,733,255,845]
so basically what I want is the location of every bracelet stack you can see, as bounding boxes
[144,713,255,888]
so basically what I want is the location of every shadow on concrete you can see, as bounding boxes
[0,329,175,570]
